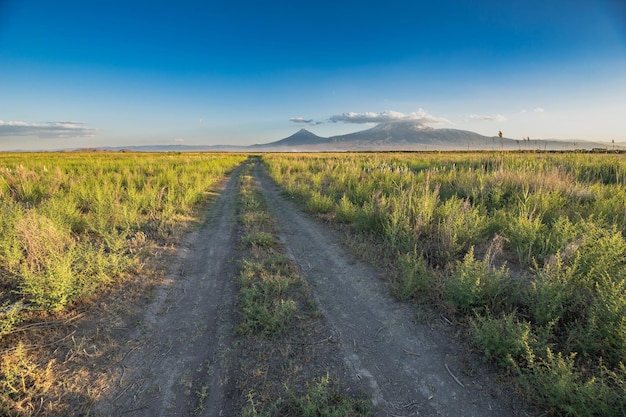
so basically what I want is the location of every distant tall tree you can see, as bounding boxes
[498,131,503,150]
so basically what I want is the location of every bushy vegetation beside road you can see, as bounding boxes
[264,152,626,417]
[3,150,624,416]
[0,152,245,415]
[0,152,245,317]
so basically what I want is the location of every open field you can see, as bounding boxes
[0,152,246,315]
[1,151,625,416]
[0,152,246,415]
[265,152,626,417]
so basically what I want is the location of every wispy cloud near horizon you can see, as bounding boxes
[0,120,97,138]
[469,114,507,122]
[289,117,323,125]
[329,109,449,125]
[520,108,545,114]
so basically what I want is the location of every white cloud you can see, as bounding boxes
[289,117,322,125]
[533,107,545,113]
[329,109,449,125]
[0,120,97,138]
[174,138,184,142]
[470,114,507,122]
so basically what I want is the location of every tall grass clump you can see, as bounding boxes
[394,250,432,300]
[0,153,246,325]
[470,312,536,369]
[527,222,626,366]
[521,349,626,417]
[444,247,515,314]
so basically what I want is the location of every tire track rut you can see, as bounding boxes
[93,160,529,417]
[93,167,241,417]
[255,163,529,417]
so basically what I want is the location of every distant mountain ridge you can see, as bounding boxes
[250,128,327,148]
[327,121,503,149]
[65,121,612,152]
[252,120,607,151]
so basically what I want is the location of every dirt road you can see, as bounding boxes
[255,164,527,417]
[93,168,241,416]
[93,160,529,416]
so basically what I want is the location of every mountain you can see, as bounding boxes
[250,128,328,150]
[255,121,609,151]
[327,121,504,150]
[52,121,612,152]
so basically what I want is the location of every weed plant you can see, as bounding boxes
[0,343,55,416]
[263,152,626,417]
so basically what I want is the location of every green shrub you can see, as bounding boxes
[502,210,546,266]
[394,251,432,300]
[434,196,486,262]
[521,349,626,417]
[17,213,76,311]
[0,201,23,272]
[528,257,573,327]
[0,166,46,205]
[243,374,371,417]
[238,259,298,335]
[0,301,23,339]
[444,247,512,314]
[571,273,626,366]
[336,194,358,223]
[305,191,335,214]
[239,295,297,335]
[285,373,372,417]
[470,312,536,369]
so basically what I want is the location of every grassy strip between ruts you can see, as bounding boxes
[235,157,371,416]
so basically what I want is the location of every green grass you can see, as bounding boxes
[236,158,370,415]
[264,151,626,417]
[236,165,299,336]
[0,152,245,317]
[0,152,247,415]
[243,373,371,417]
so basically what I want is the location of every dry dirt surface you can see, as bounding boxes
[255,165,530,417]
[92,161,532,417]
[92,168,241,417]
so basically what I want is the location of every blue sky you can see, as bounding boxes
[1,0,625,150]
